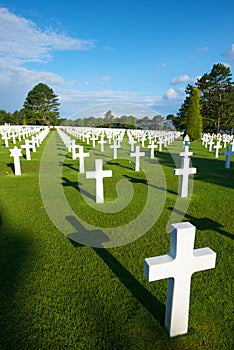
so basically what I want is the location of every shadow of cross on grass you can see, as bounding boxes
[62,177,95,201]
[6,162,15,174]
[168,207,233,240]
[66,215,165,326]
[123,174,178,196]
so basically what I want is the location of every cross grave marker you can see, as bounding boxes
[144,222,216,337]
[222,145,234,169]
[130,146,145,171]
[10,146,23,175]
[86,159,112,203]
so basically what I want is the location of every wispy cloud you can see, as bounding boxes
[0,7,95,64]
[170,73,201,85]
[170,74,191,85]
[0,7,94,113]
[0,60,64,85]
[56,88,183,118]
[223,44,234,60]
[163,87,185,100]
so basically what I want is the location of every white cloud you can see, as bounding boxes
[0,61,64,112]
[0,7,95,64]
[223,44,234,60]
[164,88,178,100]
[0,60,64,85]
[170,74,191,85]
[0,7,186,118]
[0,7,94,112]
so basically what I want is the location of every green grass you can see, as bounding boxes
[0,130,233,349]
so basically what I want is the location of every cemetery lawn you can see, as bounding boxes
[0,130,233,349]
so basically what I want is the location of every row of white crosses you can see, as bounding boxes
[62,127,181,162]
[8,127,50,175]
[174,136,197,198]
[58,126,184,175]
[57,127,216,337]
[0,125,44,148]
[59,128,196,204]
[201,132,234,163]
[56,127,181,203]
[58,127,178,174]
[201,132,234,150]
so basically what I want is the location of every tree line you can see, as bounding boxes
[63,112,172,130]
[0,63,233,138]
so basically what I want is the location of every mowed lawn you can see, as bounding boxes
[0,130,233,350]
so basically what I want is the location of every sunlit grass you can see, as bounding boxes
[0,131,233,349]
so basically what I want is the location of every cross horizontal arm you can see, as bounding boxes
[144,255,174,282]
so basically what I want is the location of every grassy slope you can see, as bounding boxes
[0,130,233,349]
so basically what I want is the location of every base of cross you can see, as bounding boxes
[144,222,216,337]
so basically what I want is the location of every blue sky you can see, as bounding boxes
[0,0,234,120]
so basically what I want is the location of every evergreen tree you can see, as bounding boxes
[23,83,60,126]
[174,64,234,133]
[185,87,203,140]
[196,63,234,132]
[175,84,194,131]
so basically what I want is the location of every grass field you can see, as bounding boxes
[0,129,233,349]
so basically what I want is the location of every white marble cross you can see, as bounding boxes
[222,138,229,149]
[129,137,136,152]
[110,139,121,159]
[75,146,90,173]
[11,132,16,144]
[144,222,216,337]
[32,135,39,148]
[157,138,164,152]
[214,141,222,158]
[71,144,81,160]
[208,138,215,152]
[183,134,190,146]
[21,139,32,160]
[29,138,37,152]
[2,133,9,147]
[179,144,193,159]
[230,139,234,151]
[141,135,147,148]
[201,134,208,146]
[130,146,145,171]
[174,156,196,198]
[148,141,158,159]
[10,146,23,175]
[98,137,107,152]
[222,145,234,169]
[86,159,112,203]
[90,134,98,148]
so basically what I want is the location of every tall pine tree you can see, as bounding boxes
[186,87,203,140]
